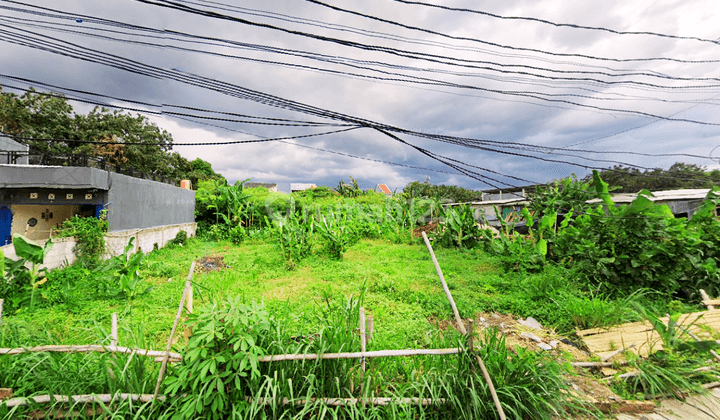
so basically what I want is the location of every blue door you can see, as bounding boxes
[0,207,11,246]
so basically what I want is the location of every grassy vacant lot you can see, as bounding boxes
[6,235,682,350]
[0,233,707,419]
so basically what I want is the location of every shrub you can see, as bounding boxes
[164,299,274,419]
[55,214,108,266]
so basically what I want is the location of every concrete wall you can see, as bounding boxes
[106,222,197,255]
[0,136,29,165]
[106,172,195,232]
[0,222,197,270]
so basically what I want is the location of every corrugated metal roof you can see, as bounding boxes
[376,184,392,194]
[587,189,710,204]
[449,197,529,206]
[290,183,316,191]
[245,182,278,189]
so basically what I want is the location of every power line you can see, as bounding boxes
[4,24,720,129]
[391,0,720,47]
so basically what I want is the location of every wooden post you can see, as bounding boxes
[0,299,4,326]
[111,313,118,347]
[421,232,506,420]
[360,307,367,374]
[468,319,475,351]
[701,289,715,310]
[183,283,194,345]
[367,316,374,343]
[359,306,367,405]
[420,232,465,334]
[153,262,195,407]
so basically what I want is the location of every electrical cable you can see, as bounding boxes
[391,0,720,46]
[3,24,720,129]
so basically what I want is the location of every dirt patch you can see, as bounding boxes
[195,255,230,273]
[429,312,653,415]
[412,221,439,238]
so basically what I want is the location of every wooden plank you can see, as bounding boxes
[703,299,720,307]
[579,309,720,357]
[578,310,720,338]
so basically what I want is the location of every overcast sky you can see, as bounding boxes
[1,0,720,192]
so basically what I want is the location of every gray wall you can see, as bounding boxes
[0,165,111,189]
[0,136,28,165]
[107,172,195,231]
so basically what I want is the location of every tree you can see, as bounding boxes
[0,87,76,154]
[585,162,716,193]
[402,180,481,203]
[0,86,223,184]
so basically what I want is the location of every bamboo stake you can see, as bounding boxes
[468,319,475,351]
[243,396,446,406]
[571,361,631,368]
[2,393,445,409]
[359,307,367,404]
[152,262,195,405]
[111,313,118,347]
[421,232,506,420]
[184,283,193,345]
[259,348,463,362]
[360,307,367,374]
[3,393,166,408]
[1,345,463,364]
[687,330,720,363]
[0,345,181,360]
[421,232,465,334]
[600,343,635,362]
[367,316,374,342]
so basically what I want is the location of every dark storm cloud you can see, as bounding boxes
[1,0,719,193]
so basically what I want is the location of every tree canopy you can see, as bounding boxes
[586,163,720,193]
[402,180,481,203]
[0,86,224,188]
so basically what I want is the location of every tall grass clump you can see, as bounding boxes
[0,318,159,419]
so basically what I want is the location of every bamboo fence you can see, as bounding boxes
[0,250,518,414]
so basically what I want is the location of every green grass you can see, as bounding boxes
[3,235,681,348]
[0,234,697,418]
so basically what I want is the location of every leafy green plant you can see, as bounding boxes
[434,205,480,250]
[167,230,188,247]
[268,214,313,269]
[1,234,53,312]
[54,213,108,267]
[315,208,359,259]
[100,237,151,301]
[164,298,274,419]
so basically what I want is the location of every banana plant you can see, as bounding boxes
[2,234,54,310]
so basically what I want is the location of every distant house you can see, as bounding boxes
[448,197,529,227]
[290,183,316,193]
[375,184,392,195]
[586,189,716,219]
[245,182,278,192]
